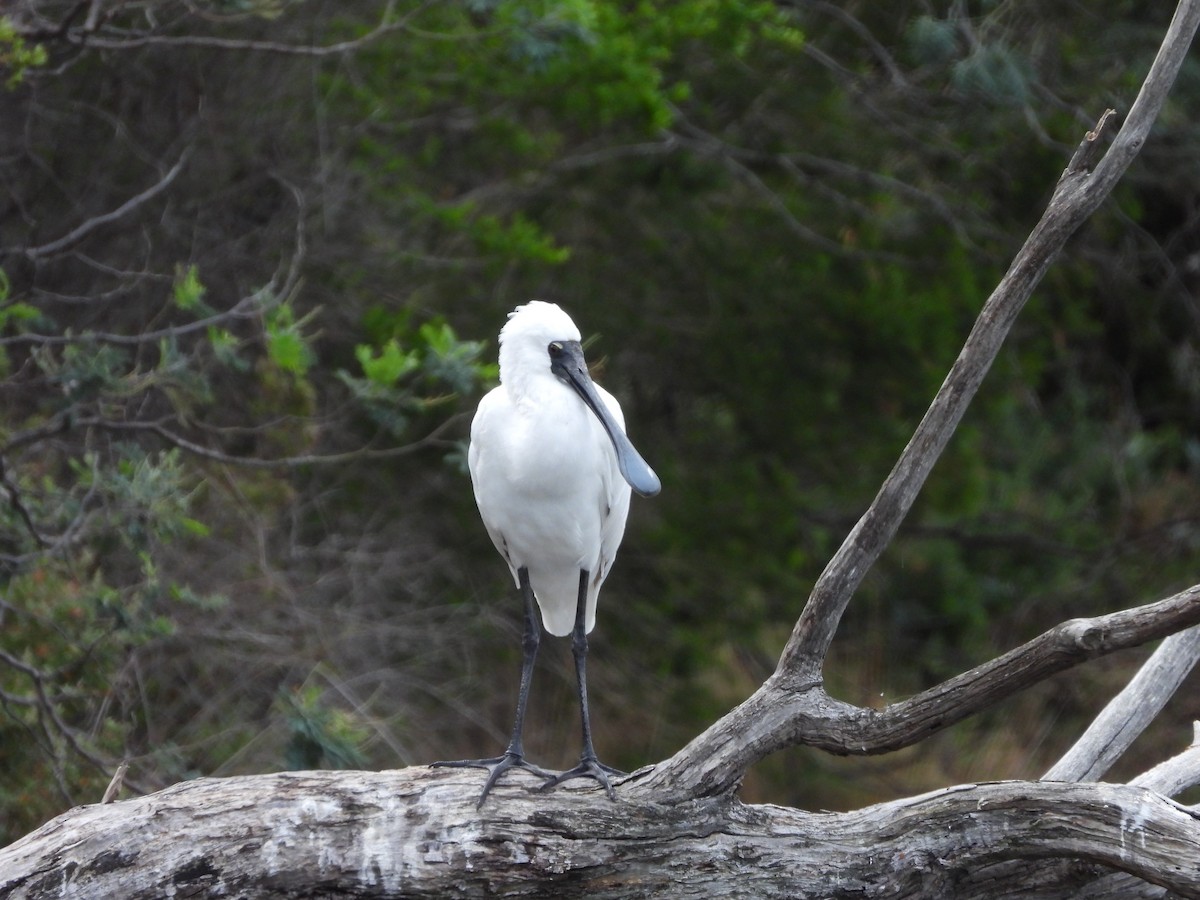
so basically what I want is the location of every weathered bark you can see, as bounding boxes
[963,745,1200,900]
[1132,722,1200,797]
[2,769,1199,899]
[642,583,1200,798]
[1044,625,1200,782]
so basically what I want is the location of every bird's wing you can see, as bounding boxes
[468,387,522,587]
[586,384,633,632]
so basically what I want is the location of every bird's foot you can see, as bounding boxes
[538,754,625,800]
[432,752,553,808]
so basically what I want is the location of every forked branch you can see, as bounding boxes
[639,0,1200,799]
[639,583,1200,798]
[779,0,1200,682]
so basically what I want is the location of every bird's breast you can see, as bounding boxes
[470,385,623,562]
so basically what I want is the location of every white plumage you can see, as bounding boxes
[435,300,659,805]
[468,301,632,636]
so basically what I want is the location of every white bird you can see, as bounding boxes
[435,301,660,806]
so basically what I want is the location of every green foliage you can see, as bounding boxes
[952,43,1032,104]
[338,315,496,438]
[0,300,42,330]
[0,17,47,88]
[34,342,132,406]
[906,16,959,66]
[278,684,369,771]
[0,441,217,839]
[355,340,420,386]
[419,321,498,394]
[419,201,571,267]
[0,566,130,837]
[83,446,203,548]
[207,326,249,371]
[172,265,208,313]
[264,304,317,376]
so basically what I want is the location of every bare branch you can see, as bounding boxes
[641,583,1200,798]
[0,291,263,347]
[0,455,49,548]
[786,0,911,87]
[1131,722,1200,798]
[0,648,117,792]
[72,412,466,469]
[668,115,915,261]
[776,0,1200,684]
[23,147,192,260]
[1044,625,1200,782]
[2,770,1198,898]
[849,585,1200,753]
[21,0,442,56]
[1066,107,1119,174]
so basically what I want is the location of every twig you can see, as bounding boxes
[24,147,192,260]
[101,760,128,804]
[1066,108,1118,174]
[0,455,49,548]
[73,413,466,469]
[0,291,264,347]
[30,1,441,56]
[790,0,910,88]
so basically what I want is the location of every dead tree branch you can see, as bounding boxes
[779,0,1200,684]
[613,0,1200,803]
[637,583,1200,798]
[2,770,1199,900]
[1044,625,1200,782]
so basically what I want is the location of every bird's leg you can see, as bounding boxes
[539,569,625,800]
[432,568,552,807]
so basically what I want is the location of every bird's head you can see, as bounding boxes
[497,300,582,390]
[495,301,661,498]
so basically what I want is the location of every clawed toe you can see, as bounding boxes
[538,756,625,800]
[432,752,553,807]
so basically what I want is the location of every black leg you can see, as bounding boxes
[539,569,625,800]
[432,568,551,807]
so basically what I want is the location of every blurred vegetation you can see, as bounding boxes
[1,0,1198,843]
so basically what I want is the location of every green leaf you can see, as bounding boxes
[906,16,958,66]
[0,301,40,330]
[265,305,316,375]
[208,326,249,371]
[355,340,420,385]
[179,517,211,537]
[172,264,207,312]
[267,330,310,374]
[0,17,48,89]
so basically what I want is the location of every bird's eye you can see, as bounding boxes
[548,341,563,357]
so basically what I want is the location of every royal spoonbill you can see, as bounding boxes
[435,301,660,806]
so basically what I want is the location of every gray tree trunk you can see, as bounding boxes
[2,768,1199,899]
